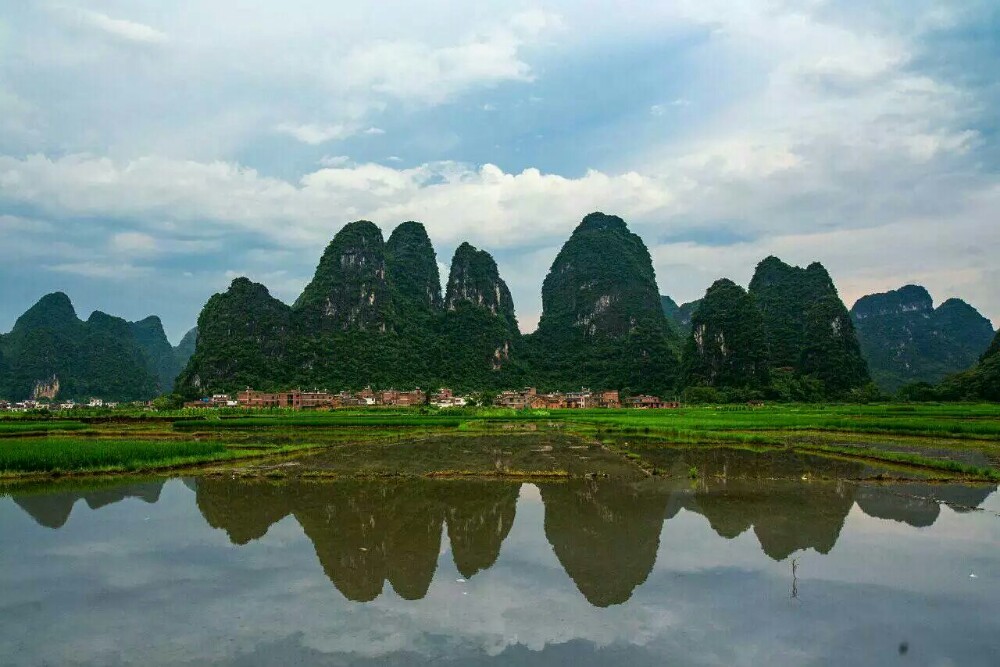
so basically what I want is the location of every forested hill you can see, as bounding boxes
[523,212,680,394]
[930,329,1000,401]
[850,285,995,391]
[179,213,883,400]
[177,220,523,395]
[10,214,992,403]
[0,293,195,401]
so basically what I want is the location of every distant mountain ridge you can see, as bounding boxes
[0,293,196,401]
[6,218,994,402]
[179,213,882,399]
[850,285,994,391]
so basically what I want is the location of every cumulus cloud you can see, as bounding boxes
[339,10,561,105]
[0,154,673,251]
[275,123,358,145]
[54,6,168,45]
[0,0,997,335]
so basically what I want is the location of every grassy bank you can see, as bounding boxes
[1,403,998,480]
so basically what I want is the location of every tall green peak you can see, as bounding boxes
[129,315,188,393]
[1,293,160,401]
[176,327,198,356]
[444,243,517,327]
[682,278,769,391]
[936,328,1000,401]
[295,220,393,332]
[850,285,994,391]
[13,292,79,333]
[439,242,523,387]
[386,221,442,312]
[87,310,131,333]
[985,330,1000,361]
[527,213,678,393]
[537,212,665,340]
[176,278,294,395]
[749,256,869,395]
[660,295,680,322]
[661,295,702,333]
[575,211,630,235]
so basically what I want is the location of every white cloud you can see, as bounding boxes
[45,261,151,279]
[338,10,562,105]
[276,123,357,145]
[56,7,168,45]
[318,155,352,167]
[1,1,997,334]
[111,231,157,254]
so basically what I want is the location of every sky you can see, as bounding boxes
[1,0,998,342]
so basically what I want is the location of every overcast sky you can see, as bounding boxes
[1,1,997,342]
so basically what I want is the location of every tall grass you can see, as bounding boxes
[0,421,87,434]
[0,438,228,473]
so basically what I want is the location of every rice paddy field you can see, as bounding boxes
[2,403,1000,482]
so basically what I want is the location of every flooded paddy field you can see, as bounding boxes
[2,467,999,666]
[3,406,1000,664]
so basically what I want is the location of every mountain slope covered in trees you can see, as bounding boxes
[176,215,896,399]
[15,213,995,403]
[681,279,769,392]
[850,285,995,391]
[932,330,1000,401]
[178,220,522,395]
[748,257,870,396]
[0,293,195,401]
[524,213,680,394]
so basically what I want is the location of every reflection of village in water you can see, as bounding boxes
[9,448,996,608]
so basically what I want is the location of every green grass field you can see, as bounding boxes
[1,403,999,480]
[0,438,229,473]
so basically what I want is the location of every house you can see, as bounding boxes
[542,393,567,409]
[599,390,620,408]
[431,388,468,408]
[565,389,594,409]
[379,389,425,406]
[358,386,376,405]
[626,395,664,409]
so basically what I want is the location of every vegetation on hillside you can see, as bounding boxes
[525,212,681,394]
[749,256,870,396]
[851,285,994,391]
[681,279,769,392]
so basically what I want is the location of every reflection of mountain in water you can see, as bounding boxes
[539,479,673,607]
[294,482,443,601]
[7,463,996,607]
[855,483,996,528]
[437,482,519,578]
[194,479,520,602]
[652,447,864,560]
[196,479,295,544]
[11,480,165,529]
[690,480,855,560]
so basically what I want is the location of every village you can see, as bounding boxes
[0,397,121,412]
[182,386,678,410]
[0,386,677,413]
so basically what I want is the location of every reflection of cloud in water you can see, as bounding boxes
[1,478,1000,666]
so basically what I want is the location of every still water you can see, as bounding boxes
[1,474,999,665]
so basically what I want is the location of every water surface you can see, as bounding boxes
[2,472,999,665]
